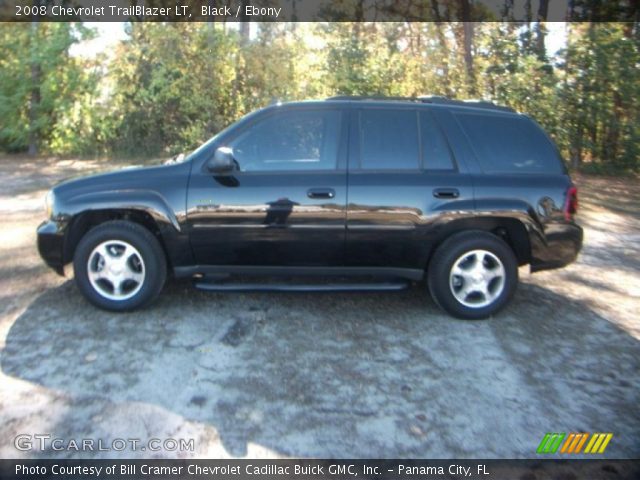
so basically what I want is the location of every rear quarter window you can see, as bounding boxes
[455,112,564,174]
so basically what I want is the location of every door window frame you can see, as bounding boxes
[202,105,348,175]
[353,106,423,173]
[419,110,459,172]
[348,106,460,174]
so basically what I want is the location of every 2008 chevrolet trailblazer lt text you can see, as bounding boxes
[37,96,583,319]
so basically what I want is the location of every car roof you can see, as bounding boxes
[270,96,518,115]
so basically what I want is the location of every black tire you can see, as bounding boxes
[427,231,518,320]
[73,220,167,312]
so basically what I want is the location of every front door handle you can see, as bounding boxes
[308,188,335,199]
[433,188,460,199]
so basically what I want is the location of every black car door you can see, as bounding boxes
[187,106,348,266]
[345,106,474,269]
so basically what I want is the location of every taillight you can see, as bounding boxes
[564,186,578,221]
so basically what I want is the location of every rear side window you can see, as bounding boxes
[456,113,563,174]
[420,112,455,170]
[360,109,419,170]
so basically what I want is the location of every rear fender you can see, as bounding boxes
[427,198,544,266]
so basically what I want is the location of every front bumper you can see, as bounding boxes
[530,222,584,272]
[37,220,66,276]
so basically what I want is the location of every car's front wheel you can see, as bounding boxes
[427,231,518,319]
[73,220,166,311]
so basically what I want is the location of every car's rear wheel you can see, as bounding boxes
[427,231,518,319]
[73,220,166,311]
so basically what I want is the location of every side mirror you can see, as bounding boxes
[206,147,236,175]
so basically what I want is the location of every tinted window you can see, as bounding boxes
[230,110,341,172]
[456,113,563,174]
[420,112,455,170]
[360,109,419,170]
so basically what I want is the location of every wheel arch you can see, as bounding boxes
[63,209,173,272]
[425,216,532,270]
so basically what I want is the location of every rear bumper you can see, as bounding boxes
[37,220,66,276]
[530,222,583,272]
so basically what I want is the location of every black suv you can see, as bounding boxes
[37,96,582,319]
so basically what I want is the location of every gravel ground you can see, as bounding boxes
[0,156,638,459]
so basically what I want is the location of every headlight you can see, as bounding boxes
[44,190,54,218]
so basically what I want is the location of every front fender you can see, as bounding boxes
[50,189,193,270]
[61,189,181,232]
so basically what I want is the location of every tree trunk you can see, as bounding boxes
[463,22,475,95]
[535,0,549,60]
[239,22,250,45]
[604,91,623,164]
[457,1,476,96]
[352,0,365,38]
[522,0,533,54]
[501,0,515,21]
[28,20,40,156]
[430,1,453,97]
[571,136,582,170]
[563,23,581,170]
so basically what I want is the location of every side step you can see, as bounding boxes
[193,281,410,293]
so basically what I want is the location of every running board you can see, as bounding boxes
[193,281,410,293]
[175,265,424,281]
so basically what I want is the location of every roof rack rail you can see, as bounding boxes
[326,95,515,113]
[327,95,415,102]
[419,96,516,112]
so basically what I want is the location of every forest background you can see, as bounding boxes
[1,2,638,173]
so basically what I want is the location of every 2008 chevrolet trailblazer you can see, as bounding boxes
[37,96,582,319]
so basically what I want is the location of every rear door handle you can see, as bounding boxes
[433,188,459,199]
[307,188,335,199]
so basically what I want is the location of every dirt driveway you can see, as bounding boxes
[0,156,638,459]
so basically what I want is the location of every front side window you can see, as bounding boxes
[230,109,341,172]
[359,109,420,170]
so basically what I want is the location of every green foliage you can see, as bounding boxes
[105,23,316,157]
[558,23,640,170]
[0,23,96,154]
[105,24,237,156]
[0,20,637,172]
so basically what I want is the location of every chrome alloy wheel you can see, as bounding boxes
[86,240,145,301]
[449,249,506,308]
